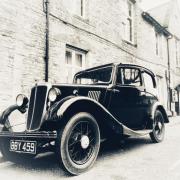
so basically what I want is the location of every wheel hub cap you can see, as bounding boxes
[158,122,162,129]
[81,135,90,149]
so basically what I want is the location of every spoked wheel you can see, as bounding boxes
[56,112,100,175]
[150,110,165,143]
[68,121,97,165]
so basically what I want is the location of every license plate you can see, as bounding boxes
[9,140,37,154]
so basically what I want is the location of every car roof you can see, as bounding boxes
[76,62,155,77]
[119,64,155,76]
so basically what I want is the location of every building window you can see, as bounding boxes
[63,0,85,17]
[122,0,135,42]
[65,46,86,83]
[155,32,162,56]
[73,0,84,17]
[175,40,180,67]
[156,76,165,105]
[155,32,159,55]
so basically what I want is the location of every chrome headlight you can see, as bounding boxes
[16,94,28,107]
[48,88,61,102]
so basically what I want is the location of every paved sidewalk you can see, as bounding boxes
[169,116,180,120]
[168,116,180,129]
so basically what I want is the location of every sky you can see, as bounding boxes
[139,0,180,10]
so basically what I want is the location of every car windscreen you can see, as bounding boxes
[74,66,113,85]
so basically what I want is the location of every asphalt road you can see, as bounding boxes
[0,117,180,180]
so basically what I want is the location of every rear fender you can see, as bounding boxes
[150,102,169,123]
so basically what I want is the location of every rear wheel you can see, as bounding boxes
[56,112,100,175]
[150,110,165,143]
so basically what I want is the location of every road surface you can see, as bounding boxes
[0,116,180,180]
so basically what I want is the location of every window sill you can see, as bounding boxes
[122,39,137,48]
[73,14,90,25]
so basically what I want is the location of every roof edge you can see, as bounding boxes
[142,12,172,37]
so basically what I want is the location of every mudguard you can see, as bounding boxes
[57,96,120,120]
[149,102,169,123]
[49,96,153,137]
[0,105,20,132]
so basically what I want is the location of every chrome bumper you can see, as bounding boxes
[0,131,57,139]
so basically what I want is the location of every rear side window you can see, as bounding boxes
[143,72,156,93]
[117,67,142,86]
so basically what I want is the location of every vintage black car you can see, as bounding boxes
[0,63,169,175]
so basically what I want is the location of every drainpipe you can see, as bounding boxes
[44,0,49,82]
[166,35,173,113]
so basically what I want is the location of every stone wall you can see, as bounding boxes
[0,0,179,114]
[0,0,45,111]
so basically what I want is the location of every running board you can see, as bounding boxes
[123,125,152,137]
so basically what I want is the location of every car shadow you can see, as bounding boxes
[1,137,153,178]
[2,152,68,177]
[99,136,152,156]
[0,156,6,163]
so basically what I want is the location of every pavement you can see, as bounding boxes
[0,116,180,180]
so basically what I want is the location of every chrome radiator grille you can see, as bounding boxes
[26,86,48,131]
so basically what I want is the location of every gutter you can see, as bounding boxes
[142,12,171,37]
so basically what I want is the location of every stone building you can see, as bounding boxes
[143,0,180,115]
[0,0,179,116]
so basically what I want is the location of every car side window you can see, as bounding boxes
[143,72,156,94]
[116,67,123,85]
[117,67,142,86]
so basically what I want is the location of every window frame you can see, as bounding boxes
[122,0,135,43]
[155,31,162,57]
[175,39,180,67]
[116,66,143,87]
[65,46,86,83]
[142,71,157,94]
[74,65,114,85]
[156,75,165,105]
[155,32,159,55]
[74,0,85,18]
[62,0,86,18]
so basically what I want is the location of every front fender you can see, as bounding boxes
[47,96,124,135]
[44,96,155,137]
[0,105,19,125]
[0,104,23,132]
[56,96,120,121]
[0,104,27,125]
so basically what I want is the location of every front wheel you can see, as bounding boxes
[150,110,165,143]
[56,112,100,175]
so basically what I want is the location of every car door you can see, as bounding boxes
[142,71,158,111]
[108,66,147,129]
